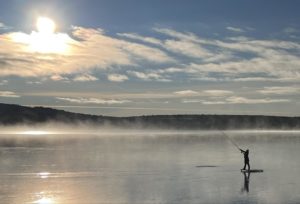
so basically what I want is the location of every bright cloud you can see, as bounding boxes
[0,24,300,83]
[118,33,162,45]
[203,90,234,96]
[163,39,211,58]
[174,90,199,96]
[127,71,171,82]
[226,26,245,33]
[0,21,10,30]
[258,86,300,95]
[0,22,4,28]
[56,97,131,104]
[121,42,174,63]
[0,26,173,78]
[0,91,20,98]
[182,96,290,104]
[202,96,290,104]
[225,96,290,104]
[107,74,128,82]
[73,74,98,82]
[154,28,300,82]
[50,75,69,81]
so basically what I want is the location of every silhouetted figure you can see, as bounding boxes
[241,172,250,193]
[240,149,250,170]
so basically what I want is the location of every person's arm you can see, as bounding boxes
[240,149,245,153]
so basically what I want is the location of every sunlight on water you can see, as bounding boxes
[38,172,51,179]
[20,131,50,135]
[0,131,299,204]
[33,197,55,204]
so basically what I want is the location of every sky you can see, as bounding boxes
[0,0,299,116]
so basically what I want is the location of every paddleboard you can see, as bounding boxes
[241,169,263,173]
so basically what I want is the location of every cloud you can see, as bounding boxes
[0,26,173,78]
[158,67,184,74]
[154,28,300,81]
[182,96,290,104]
[107,74,128,82]
[1,23,300,83]
[257,86,300,95]
[203,90,234,96]
[233,77,277,82]
[118,33,162,45]
[226,26,245,33]
[0,22,10,30]
[73,74,98,82]
[0,80,8,85]
[127,71,171,82]
[225,96,290,104]
[174,90,199,96]
[26,81,42,84]
[164,39,212,58]
[0,91,20,98]
[151,28,213,59]
[154,28,202,42]
[227,36,251,41]
[182,54,300,82]
[56,97,131,105]
[283,27,298,34]
[121,42,174,63]
[202,96,290,105]
[50,75,69,81]
[182,99,203,103]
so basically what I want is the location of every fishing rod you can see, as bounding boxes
[221,131,241,151]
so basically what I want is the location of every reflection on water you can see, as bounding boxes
[33,197,55,204]
[241,172,250,193]
[0,131,299,204]
[38,172,50,179]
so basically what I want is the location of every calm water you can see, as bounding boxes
[0,131,299,204]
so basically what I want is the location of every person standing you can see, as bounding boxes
[240,149,250,170]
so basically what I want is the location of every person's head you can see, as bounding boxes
[246,149,249,153]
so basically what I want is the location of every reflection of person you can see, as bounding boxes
[240,149,250,170]
[241,172,250,193]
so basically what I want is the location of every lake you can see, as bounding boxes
[0,130,299,204]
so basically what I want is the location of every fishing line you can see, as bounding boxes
[221,131,241,151]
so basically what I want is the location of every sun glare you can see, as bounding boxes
[21,131,49,135]
[34,197,55,204]
[37,17,56,34]
[11,16,72,54]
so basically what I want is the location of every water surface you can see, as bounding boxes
[0,131,299,204]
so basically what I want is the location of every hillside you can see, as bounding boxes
[0,103,299,129]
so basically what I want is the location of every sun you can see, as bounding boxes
[28,16,70,53]
[36,17,56,34]
[11,16,72,54]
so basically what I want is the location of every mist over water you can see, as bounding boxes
[0,126,299,204]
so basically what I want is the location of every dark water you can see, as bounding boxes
[0,131,299,204]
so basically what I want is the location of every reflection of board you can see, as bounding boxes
[241,169,263,173]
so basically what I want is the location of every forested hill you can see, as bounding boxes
[0,103,299,130]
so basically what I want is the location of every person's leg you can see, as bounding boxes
[247,162,250,170]
[242,162,246,170]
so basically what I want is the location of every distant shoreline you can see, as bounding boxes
[0,103,299,130]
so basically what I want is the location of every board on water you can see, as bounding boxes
[241,169,263,173]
